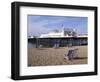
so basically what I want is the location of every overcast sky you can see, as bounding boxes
[28,15,88,36]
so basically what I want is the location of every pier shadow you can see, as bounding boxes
[36,48,46,50]
[73,57,87,60]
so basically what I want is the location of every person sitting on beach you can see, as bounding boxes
[64,48,78,61]
[64,49,74,60]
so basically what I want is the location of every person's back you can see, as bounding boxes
[64,47,78,61]
[67,49,74,60]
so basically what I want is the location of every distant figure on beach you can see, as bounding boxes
[53,43,59,48]
[64,47,78,61]
[38,45,43,48]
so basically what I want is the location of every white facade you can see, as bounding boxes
[39,28,77,38]
[78,34,87,37]
[40,30,64,38]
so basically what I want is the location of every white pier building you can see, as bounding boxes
[39,28,78,38]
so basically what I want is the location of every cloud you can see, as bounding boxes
[28,15,87,36]
[28,20,51,36]
[28,17,66,36]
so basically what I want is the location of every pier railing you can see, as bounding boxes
[28,37,87,48]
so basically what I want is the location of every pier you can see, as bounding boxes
[28,37,87,48]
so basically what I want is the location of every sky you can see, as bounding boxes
[28,15,88,36]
